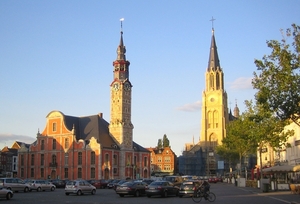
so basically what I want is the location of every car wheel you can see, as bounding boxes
[51,187,55,191]
[6,193,12,200]
[147,195,151,198]
[179,195,183,198]
[24,187,29,193]
[135,190,140,197]
[91,189,96,195]
[162,191,168,198]
[37,187,41,192]
[65,193,69,195]
[119,194,124,197]
[77,190,82,196]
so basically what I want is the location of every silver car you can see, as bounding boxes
[26,180,56,192]
[65,180,96,196]
[0,188,13,200]
[0,178,30,192]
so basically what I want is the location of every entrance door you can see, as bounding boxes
[51,170,56,179]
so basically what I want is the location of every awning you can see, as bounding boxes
[262,165,300,173]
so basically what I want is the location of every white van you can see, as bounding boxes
[0,178,30,192]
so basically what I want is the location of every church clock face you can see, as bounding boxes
[124,82,131,91]
[113,83,119,91]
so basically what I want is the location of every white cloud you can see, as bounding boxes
[228,77,253,90]
[176,101,201,112]
[0,133,36,147]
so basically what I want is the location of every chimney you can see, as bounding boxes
[98,113,103,118]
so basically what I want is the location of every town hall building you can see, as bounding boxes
[17,28,151,180]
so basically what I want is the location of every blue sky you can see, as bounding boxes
[0,1,299,156]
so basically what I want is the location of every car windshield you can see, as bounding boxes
[66,181,76,185]
[150,181,164,186]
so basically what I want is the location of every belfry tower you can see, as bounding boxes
[200,28,229,147]
[109,22,134,151]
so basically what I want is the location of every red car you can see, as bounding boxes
[208,177,217,183]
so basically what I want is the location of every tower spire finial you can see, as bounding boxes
[210,16,216,32]
[120,18,124,33]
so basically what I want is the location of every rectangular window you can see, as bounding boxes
[41,168,44,178]
[41,140,44,150]
[65,138,69,148]
[65,153,68,166]
[164,156,171,162]
[64,168,68,179]
[21,168,24,177]
[91,152,95,165]
[30,168,34,177]
[78,168,82,178]
[21,155,24,166]
[113,168,118,175]
[157,157,162,163]
[53,139,56,150]
[31,154,34,165]
[53,123,57,132]
[144,157,148,167]
[91,167,95,178]
[41,154,44,166]
[78,152,82,165]
[113,155,118,165]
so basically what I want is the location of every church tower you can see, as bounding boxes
[200,28,229,147]
[109,24,134,151]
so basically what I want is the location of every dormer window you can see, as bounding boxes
[53,123,57,132]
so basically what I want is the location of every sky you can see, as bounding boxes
[0,1,299,156]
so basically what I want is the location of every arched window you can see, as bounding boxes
[52,155,56,164]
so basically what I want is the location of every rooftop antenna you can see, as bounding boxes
[210,16,216,31]
[120,18,124,32]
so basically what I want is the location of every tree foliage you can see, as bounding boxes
[162,134,170,147]
[157,139,162,149]
[252,24,300,126]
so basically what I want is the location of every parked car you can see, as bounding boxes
[145,180,179,198]
[141,179,154,185]
[115,181,148,197]
[0,178,30,192]
[208,177,217,183]
[0,188,13,200]
[178,180,201,198]
[113,180,128,190]
[65,180,96,196]
[162,176,183,187]
[107,179,120,189]
[50,179,66,188]
[88,179,110,189]
[26,180,56,192]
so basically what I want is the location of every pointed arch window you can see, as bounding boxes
[210,73,214,90]
[213,111,219,128]
[216,72,220,90]
[208,111,213,129]
[53,139,56,150]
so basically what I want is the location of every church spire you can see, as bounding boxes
[207,29,221,71]
[117,19,126,61]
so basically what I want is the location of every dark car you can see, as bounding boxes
[113,180,128,190]
[178,180,201,198]
[50,179,66,188]
[115,181,147,197]
[145,181,179,198]
[88,179,110,189]
[141,179,154,185]
[107,179,120,189]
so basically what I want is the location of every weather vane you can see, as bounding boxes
[210,16,216,30]
[120,18,124,32]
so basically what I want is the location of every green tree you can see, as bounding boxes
[162,134,170,147]
[253,24,300,126]
[220,114,257,176]
[215,145,239,173]
[243,100,293,190]
[157,139,162,149]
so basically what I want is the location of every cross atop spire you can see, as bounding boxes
[210,16,216,31]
